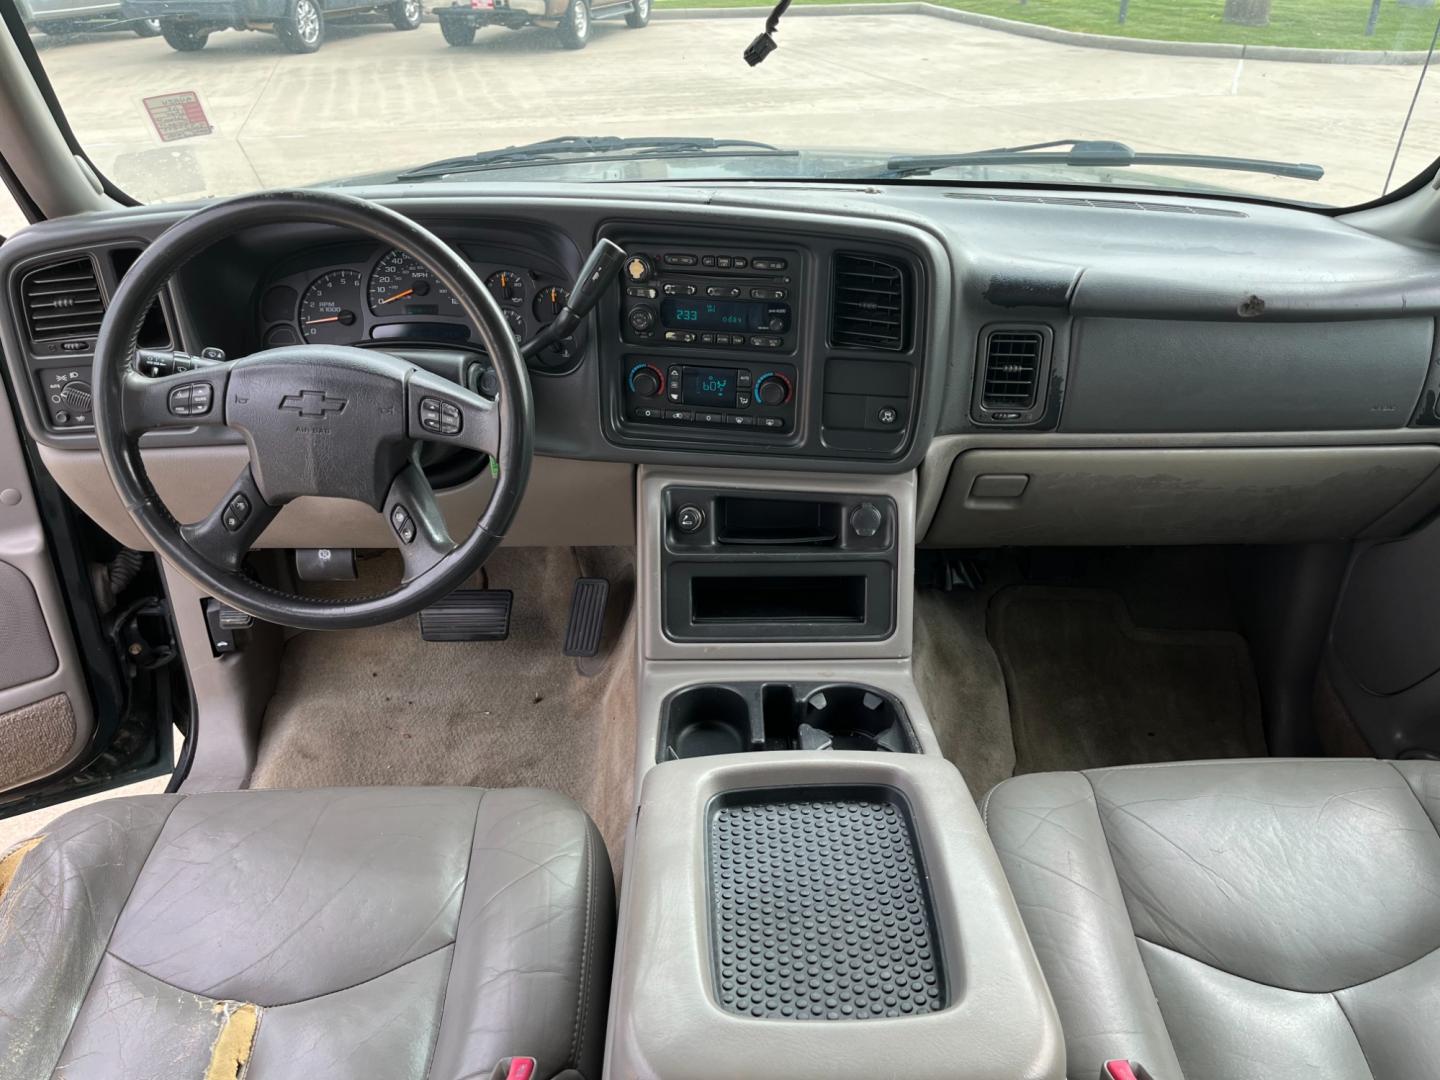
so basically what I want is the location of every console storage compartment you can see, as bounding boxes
[661,486,898,643]
[659,682,919,761]
[606,754,1064,1079]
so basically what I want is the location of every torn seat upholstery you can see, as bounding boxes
[984,759,1440,1080]
[0,786,614,1080]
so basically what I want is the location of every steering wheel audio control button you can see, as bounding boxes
[390,505,417,544]
[222,494,251,533]
[167,382,214,418]
[419,396,462,436]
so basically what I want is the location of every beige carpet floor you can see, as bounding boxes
[989,585,1266,776]
[249,547,637,865]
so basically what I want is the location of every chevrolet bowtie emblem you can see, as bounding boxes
[279,390,347,418]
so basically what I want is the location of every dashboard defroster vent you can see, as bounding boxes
[21,257,104,342]
[831,253,908,351]
[974,325,1053,427]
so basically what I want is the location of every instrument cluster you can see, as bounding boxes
[258,244,580,371]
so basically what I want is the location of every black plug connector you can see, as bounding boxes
[743,0,789,66]
[744,31,777,66]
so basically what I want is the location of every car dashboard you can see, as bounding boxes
[5,180,1440,553]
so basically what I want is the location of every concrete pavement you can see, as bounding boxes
[22,8,1440,211]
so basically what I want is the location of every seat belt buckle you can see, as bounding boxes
[1102,1061,1155,1080]
[492,1057,537,1080]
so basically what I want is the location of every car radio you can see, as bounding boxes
[619,247,799,353]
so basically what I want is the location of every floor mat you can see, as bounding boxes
[912,589,1015,800]
[249,547,636,865]
[989,586,1266,775]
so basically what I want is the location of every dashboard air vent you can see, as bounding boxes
[21,257,104,342]
[981,330,1044,409]
[831,253,908,351]
[973,325,1053,427]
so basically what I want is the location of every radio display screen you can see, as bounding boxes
[662,298,766,332]
[680,366,738,408]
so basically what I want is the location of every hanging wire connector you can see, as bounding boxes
[744,0,791,66]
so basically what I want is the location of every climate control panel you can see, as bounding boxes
[624,359,798,434]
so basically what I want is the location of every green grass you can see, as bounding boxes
[655,0,1440,52]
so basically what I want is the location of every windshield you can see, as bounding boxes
[11,0,1440,207]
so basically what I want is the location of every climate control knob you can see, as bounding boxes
[628,363,665,398]
[628,306,657,334]
[754,372,791,407]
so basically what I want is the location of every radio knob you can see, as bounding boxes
[625,256,653,283]
[628,364,664,398]
[755,373,790,407]
[628,306,657,334]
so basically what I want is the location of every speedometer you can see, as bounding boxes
[299,269,363,344]
[368,249,461,316]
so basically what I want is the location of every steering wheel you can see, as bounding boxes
[92,190,534,631]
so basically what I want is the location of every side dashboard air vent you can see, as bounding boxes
[21,257,104,342]
[831,253,908,351]
[973,325,1053,427]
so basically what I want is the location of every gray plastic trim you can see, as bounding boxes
[0,353,93,794]
[38,445,636,551]
[923,445,1440,547]
[917,432,1440,542]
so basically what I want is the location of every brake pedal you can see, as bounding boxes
[563,577,609,657]
[420,589,512,642]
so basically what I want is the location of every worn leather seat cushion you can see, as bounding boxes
[0,786,613,1080]
[984,759,1440,1080]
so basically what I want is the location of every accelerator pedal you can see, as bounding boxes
[563,578,610,657]
[420,589,512,642]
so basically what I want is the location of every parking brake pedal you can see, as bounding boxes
[563,578,609,657]
[420,589,512,642]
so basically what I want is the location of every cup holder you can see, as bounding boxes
[661,685,755,760]
[797,686,910,752]
[658,682,916,762]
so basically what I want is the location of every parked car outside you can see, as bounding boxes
[118,0,422,52]
[435,0,647,49]
[17,0,162,37]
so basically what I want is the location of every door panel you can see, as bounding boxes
[0,366,93,795]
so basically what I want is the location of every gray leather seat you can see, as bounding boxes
[0,786,613,1080]
[984,759,1440,1080]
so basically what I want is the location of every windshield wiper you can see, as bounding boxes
[883,139,1324,182]
[393,136,797,182]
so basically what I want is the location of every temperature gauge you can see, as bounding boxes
[533,285,569,323]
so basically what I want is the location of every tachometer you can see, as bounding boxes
[485,270,526,306]
[299,269,362,344]
[368,248,461,316]
[533,285,569,322]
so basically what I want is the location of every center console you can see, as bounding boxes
[606,754,1064,1079]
